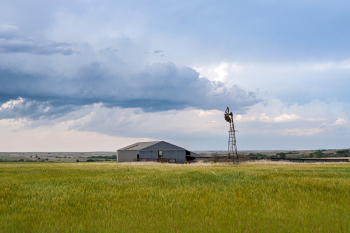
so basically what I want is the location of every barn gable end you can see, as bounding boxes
[140,141,185,151]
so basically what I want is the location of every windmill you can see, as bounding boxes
[224,107,238,159]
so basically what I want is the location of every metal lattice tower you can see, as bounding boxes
[224,107,238,159]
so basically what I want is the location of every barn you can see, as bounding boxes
[117,141,199,163]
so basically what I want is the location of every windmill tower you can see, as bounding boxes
[224,107,238,159]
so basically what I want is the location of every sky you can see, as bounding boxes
[0,0,349,151]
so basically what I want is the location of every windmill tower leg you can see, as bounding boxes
[232,122,238,159]
[228,121,236,159]
[225,107,238,160]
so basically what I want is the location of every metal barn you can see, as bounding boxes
[117,141,199,163]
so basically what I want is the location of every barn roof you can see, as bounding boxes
[118,141,187,151]
[118,141,162,151]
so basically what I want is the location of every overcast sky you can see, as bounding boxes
[0,0,349,151]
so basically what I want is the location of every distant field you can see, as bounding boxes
[0,152,118,162]
[1,162,350,232]
[198,149,350,159]
[1,149,349,163]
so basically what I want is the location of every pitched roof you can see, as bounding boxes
[118,141,162,151]
[141,141,185,151]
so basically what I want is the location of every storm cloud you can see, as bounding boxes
[0,62,259,119]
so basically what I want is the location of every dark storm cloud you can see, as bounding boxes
[0,62,260,119]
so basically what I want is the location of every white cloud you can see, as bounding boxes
[0,97,23,110]
[331,118,347,126]
[235,112,326,123]
[194,62,242,82]
[213,63,229,82]
[192,60,350,105]
[255,113,303,123]
[230,97,349,141]
[0,97,349,151]
[280,127,324,136]
[272,114,302,122]
[245,113,303,123]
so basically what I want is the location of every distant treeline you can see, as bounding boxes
[87,155,117,159]
[247,149,350,159]
[336,150,350,155]
[0,159,47,162]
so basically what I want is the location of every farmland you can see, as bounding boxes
[0,149,349,163]
[1,162,350,232]
[0,152,118,163]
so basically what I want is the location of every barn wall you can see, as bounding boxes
[117,150,139,162]
[163,150,186,161]
[139,150,186,162]
[139,150,159,159]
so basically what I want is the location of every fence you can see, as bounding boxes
[132,157,349,164]
[193,156,349,163]
[269,158,349,163]
[133,158,184,163]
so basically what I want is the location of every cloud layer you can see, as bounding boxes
[0,62,259,117]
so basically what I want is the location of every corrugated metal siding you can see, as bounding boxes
[139,150,186,161]
[140,151,154,159]
[139,151,159,159]
[117,150,138,162]
[163,150,186,160]
[152,151,158,158]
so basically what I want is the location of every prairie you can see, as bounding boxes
[1,161,349,232]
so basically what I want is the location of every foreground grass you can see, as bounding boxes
[1,162,350,232]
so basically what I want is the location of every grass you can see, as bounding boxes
[1,161,350,232]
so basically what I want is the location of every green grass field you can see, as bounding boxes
[1,162,350,232]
